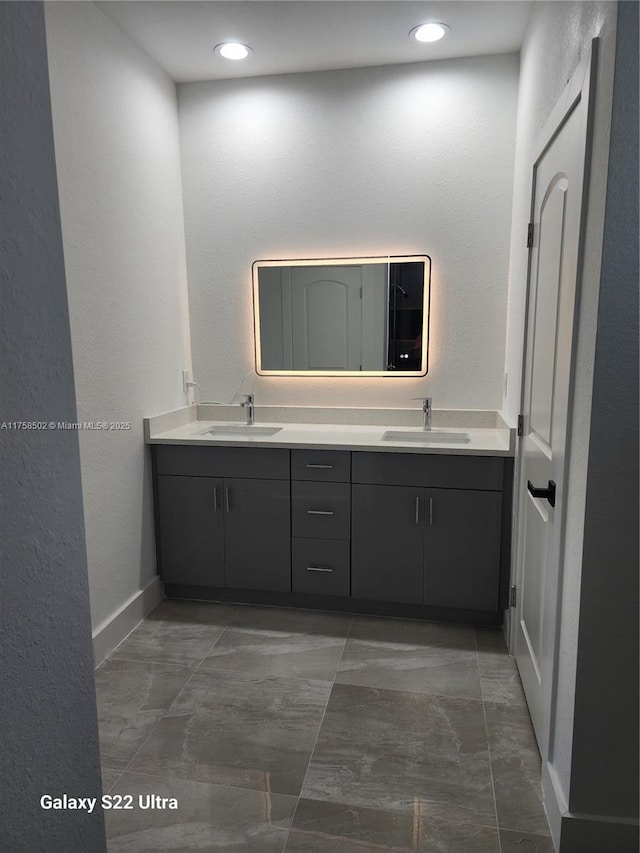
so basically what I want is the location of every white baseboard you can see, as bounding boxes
[92,575,164,667]
[542,760,566,849]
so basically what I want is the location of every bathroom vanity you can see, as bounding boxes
[148,411,514,626]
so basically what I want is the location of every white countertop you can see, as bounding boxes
[146,417,514,457]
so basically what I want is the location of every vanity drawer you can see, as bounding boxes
[352,452,504,491]
[154,445,290,480]
[291,450,351,483]
[292,538,350,597]
[292,482,350,540]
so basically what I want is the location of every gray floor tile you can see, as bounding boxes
[102,767,122,793]
[129,669,332,797]
[96,604,547,851]
[418,817,500,852]
[289,798,415,849]
[95,658,195,770]
[285,833,395,852]
[285,799,500,853]
[475,629,526,707]
[337,616,481,700]
[112,600,238,666]
[347,616,477,650]
[500,828,554,852]
[301,682,496,827]
[105,771,295,852]
[230,604,352,637]
[200,624,347,682]
[484,701,550,835]
[287,798,501,852]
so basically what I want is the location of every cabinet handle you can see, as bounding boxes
[415,496,420,525]
[306,463,333,469]
[213,487,218,512]
[225,487,231,512]
[429,497,433,525]
[307,566,334,573]
[307,509,334,516]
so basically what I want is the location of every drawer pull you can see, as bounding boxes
[307,566,334,573]
[307,509,334,516]
[306,464,333,469]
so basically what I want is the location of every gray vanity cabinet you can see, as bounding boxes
[223,477,291,591]
[351,452,507,612]
[156,475,225,588]
[153,444,510,620]
[423,488,502,611]
[351,484,424,604]
[154,446,291,593]
[290,449,352,598]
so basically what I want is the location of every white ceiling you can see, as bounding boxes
[97,1,532,83]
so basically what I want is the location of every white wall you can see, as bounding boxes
[502,0,614,424]
[562,1,638,847]
[1,4,105,848]
[178,55,519,410]
[502,1,622,848]
[45,2,192,642]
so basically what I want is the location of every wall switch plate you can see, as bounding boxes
[182,370,192,394]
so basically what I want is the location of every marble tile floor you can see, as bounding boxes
[97,600,553,853]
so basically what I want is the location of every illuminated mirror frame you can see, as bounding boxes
[252,255,431,377]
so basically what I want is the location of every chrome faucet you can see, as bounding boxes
[412,397,432,430]
[241,394,255,425]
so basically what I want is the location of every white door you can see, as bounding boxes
[514,46,597,752]
[290,266,362,370]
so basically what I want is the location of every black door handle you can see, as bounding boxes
[527,479,556,507]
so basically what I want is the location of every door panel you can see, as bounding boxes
[157,475,225,587]
[223,478,291,592]
[351,484,423,604]
[529,178,568,447]
[424,488,502,612]
[520,495,549,682]
[515,49,595,752]
[291,266,362,370]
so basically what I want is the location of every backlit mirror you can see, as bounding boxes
[253,255,430,376]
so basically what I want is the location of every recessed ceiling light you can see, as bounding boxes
[409,23,450,43]
[214,42,252,61]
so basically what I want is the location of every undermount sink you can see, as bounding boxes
[204,425,283,437]
[382,430,471,444]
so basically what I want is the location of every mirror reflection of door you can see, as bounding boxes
[290,266,363,370]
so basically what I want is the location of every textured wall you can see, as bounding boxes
[45,2,192,633]
[0,3,105,850]
[567,0,639,831]
[178,54,518,410]
[502,0,613,423]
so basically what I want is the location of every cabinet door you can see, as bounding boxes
[351,484,423,604]
[424,488,502,611]
[223,478,291,592]
[156,475,225,587]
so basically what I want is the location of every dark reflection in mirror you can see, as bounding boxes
[387,262,425,371]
